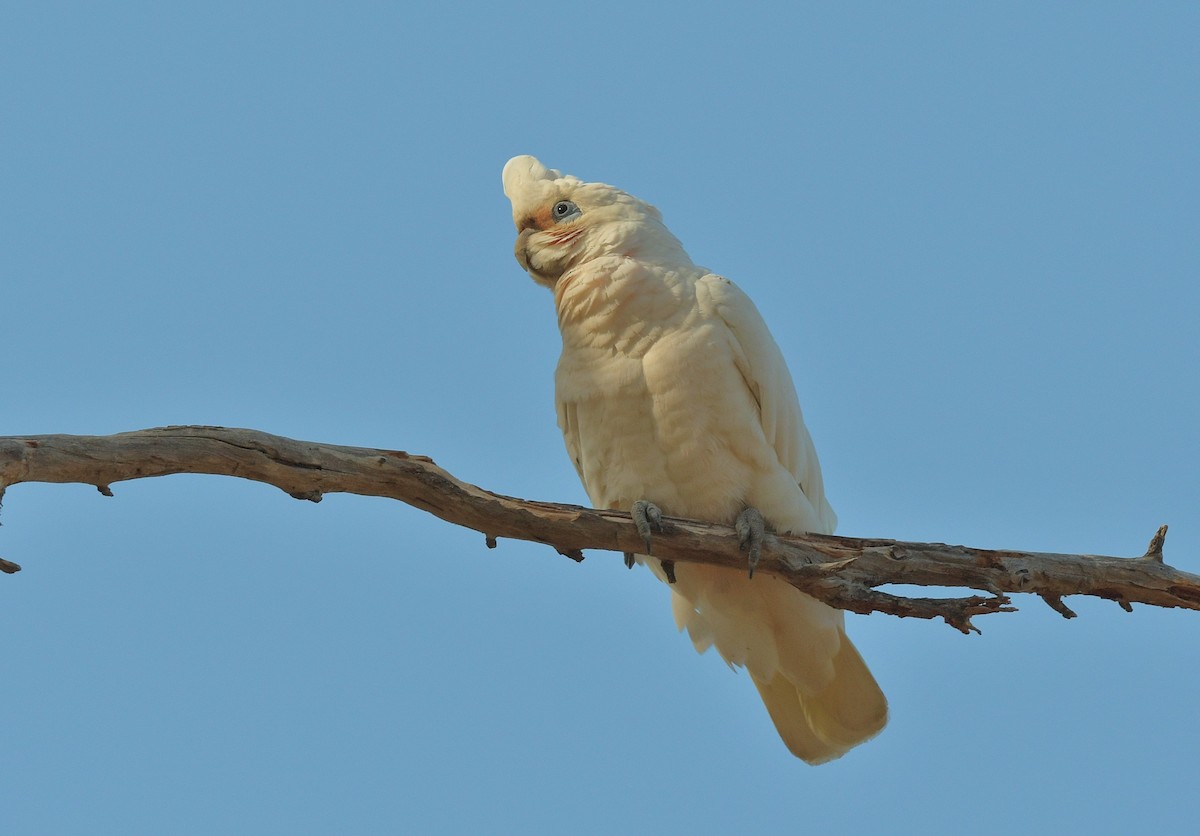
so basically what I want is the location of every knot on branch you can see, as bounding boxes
[1039,594,1078,620]
[1141,525,1168,563]
[555,547,585,563]
[943,595,1018,635]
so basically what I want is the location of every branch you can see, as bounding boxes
[1,427,1195,633]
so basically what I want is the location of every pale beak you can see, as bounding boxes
[514,228,534,273]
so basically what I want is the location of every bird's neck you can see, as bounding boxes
[554,256,700,356]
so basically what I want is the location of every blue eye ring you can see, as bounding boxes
[552,200,580,221]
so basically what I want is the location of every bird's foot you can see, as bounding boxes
[736,507,766,579]
[629,501,673,581]
[631,499,664,554]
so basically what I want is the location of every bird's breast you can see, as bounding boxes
[555,312,765,525]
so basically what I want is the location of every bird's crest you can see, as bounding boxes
[501,155,582,227]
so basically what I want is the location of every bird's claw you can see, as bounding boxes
[736,507,766,579]
[630,501,670,581]
[660,559,677,584]
[631,499,664,554]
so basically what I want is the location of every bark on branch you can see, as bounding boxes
[1,427,1194,634]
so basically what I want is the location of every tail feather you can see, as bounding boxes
[752,634,888,764]
[751,672,840,764]
[660,561,888,763]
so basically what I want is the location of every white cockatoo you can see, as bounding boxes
[502,155,887,763]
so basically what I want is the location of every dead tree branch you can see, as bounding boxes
[1,426,1194,634]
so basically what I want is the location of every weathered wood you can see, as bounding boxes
[1,426,1195,633]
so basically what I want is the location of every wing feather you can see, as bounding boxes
[696,274,837,534]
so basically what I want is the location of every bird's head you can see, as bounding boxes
[502,155,689,288]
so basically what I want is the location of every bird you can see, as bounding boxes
[502,155,887,763]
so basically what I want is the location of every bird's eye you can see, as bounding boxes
[552,200,580,221]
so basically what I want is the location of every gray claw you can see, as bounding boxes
[623,552,636,570]
[631,499,664,554]
[660,559,677,584]
[736,507,766,579]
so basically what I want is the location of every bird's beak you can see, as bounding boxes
[514,228,534,273]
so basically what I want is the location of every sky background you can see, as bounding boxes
[3,3,1198,834]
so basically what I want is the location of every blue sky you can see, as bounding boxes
[3,3,1197,833]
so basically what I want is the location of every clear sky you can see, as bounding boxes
[3,3,1197,834]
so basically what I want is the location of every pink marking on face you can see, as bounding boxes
[548,227,583,247]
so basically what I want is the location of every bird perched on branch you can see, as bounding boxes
[502,155,887,763]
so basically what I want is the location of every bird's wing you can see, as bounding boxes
[696,273,837,534]
[555,397,587,486]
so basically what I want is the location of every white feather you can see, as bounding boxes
[503,156,887,763]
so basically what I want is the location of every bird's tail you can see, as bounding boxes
[660,561,888,764]
[749,632,887,764]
